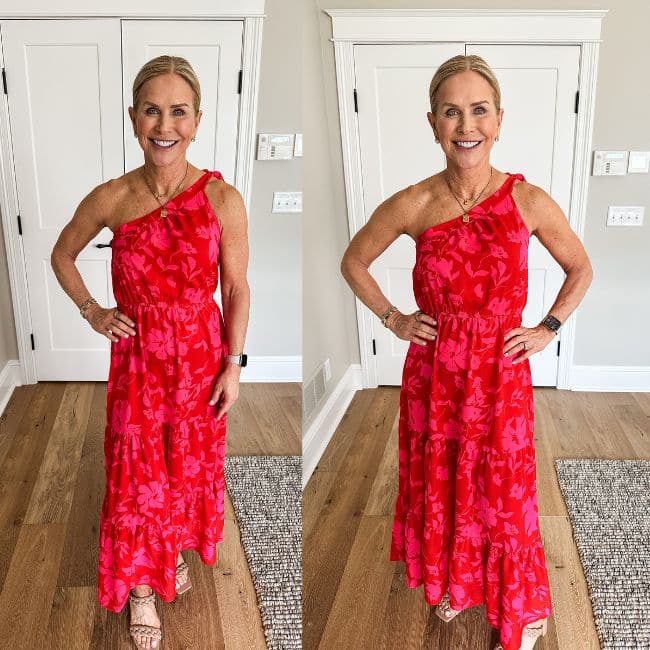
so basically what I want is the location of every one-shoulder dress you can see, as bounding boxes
[98,169,230,612]
[389,172,553,650]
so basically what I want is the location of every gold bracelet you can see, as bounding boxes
[380,305,398,327]
[79,297,98,319]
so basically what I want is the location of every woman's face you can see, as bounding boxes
[128,73,201,168]
[427,70,503,171]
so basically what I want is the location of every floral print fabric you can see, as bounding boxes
[389,173,553,650]
[98,169,230,612]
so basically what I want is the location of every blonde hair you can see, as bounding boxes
[132,55,201,114]
[428,54,501,114]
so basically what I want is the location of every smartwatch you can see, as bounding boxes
[541,315,562,335]
[226,353,248,367]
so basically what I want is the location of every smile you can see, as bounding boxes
[150,138,179,150]
[453,140,482,150]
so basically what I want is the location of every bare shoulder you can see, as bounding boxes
[75,174,127,229]
[511,178,555,237]
[204,174,247,235]
[371,178,433,238]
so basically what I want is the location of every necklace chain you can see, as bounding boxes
[445,166,493,223]
[142,161,189,218]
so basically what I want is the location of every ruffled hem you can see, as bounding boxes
[390,529,552,650]
[97,517,224,612]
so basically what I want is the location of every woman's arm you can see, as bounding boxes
[340,186,437,346]
[503,182,594,362]
[204,179,250,417]
[521,182,594,325]
[50,183,136,340]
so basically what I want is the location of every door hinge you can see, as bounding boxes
[17,214,22,235]
[353,88,358,113]
[574,90,579,114]
[237,69,243,94]
[2,68,6,95]
[557,339,561,356]
[372,338,376,355]
[30,333,35,350]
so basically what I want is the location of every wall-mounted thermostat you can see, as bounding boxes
[593,151,629,176]
[257,133,295,160]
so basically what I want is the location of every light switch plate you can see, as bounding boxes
[607,206,644,226]
[272,191,302,213]
[628,151,650,173]
[294,133,303,157]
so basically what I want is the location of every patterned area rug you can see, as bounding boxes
[555,458,650,649]
[224,455,302,649]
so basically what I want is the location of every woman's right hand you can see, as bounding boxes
[386,309,437,346]
[85,304,137,342]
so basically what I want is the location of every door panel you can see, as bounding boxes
[1,19,124,380]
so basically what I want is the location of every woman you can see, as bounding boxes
[340,55,593,650]
[51,55,250,649]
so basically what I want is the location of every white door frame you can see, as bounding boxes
[325,8,607,391]
[0,0,265,385]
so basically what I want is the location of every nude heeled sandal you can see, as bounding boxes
[494,617,548,650]
[175,559,192,596]
[434,591,463,622]
[128,588,162,649]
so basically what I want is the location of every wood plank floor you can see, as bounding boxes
[304,387,650,650]
[0,381,300,650]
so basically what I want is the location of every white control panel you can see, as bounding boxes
[272,191,302,213]
[593,151,628,176]
[257,133,295,160]
[606,206,644,227]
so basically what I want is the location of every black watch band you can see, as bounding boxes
[541,315,561,334]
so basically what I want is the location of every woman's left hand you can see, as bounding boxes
[503,325,557,365]
[209,363,241,419]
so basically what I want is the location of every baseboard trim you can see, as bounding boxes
[570,364,650,391]
[302,363,363,488]
[0,360,23,416]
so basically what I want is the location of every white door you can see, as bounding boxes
[1,19,244,381]
[1,19,124,381]
[122,20,243,184]
[354,43,579,386]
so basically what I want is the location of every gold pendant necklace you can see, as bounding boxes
[445,166,493,223]
[142,161,189,218]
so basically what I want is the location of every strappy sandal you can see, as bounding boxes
[434,591,463,622]
[494,617,548,650]
[128,588,162,649]
[175,559,192,596]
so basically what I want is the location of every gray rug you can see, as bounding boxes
[224,455,302,649]
[555,459,650,649]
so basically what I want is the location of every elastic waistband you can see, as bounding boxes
[430,310,522,320]
[117,297,217,310]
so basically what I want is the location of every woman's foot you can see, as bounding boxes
[434,591,463,622]
[175,550,192,596]
[128,585,162,649]
[494,617,548,650]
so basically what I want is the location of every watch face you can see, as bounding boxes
[241,354,248,368]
